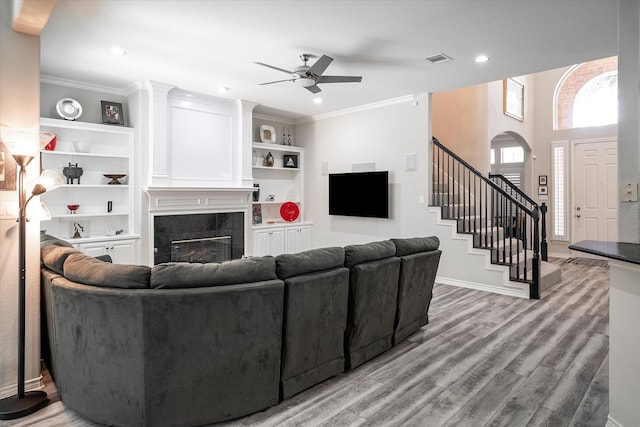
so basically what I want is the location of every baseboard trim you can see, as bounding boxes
[436,276,529,298]
[606,414,624,427]
[0,375,44,399]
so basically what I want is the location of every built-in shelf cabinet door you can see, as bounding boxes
[285,225,311,254]
[254,227,286,257]
[76,239,136,264]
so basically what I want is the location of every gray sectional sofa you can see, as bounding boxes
[40,235,441,427]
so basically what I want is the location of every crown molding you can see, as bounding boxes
[253,113,296,125]
[300,94,416,123]
[40,75,129,97]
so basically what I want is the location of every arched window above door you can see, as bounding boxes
[554,56,618,130]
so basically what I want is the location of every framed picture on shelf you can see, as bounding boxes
[0,142,16,191]
[101,101,125,125]
[538,186,548,195]
[503,77,524,121]
[283,154,298,168]
[252,204,262,225]
[538,175,547,186]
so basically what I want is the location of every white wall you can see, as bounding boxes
[295,95,431,248]
[0,0,43,396]
[432,84,489,172]
[609,2,640,426]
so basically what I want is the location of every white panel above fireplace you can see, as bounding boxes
[168,93,234,186]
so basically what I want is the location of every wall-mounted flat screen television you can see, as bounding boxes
[329,171,389,218]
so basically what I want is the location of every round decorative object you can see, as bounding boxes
[104,174,126,185]
[56,98,83,121]
[67,204,80,214]
[280,202,300,222]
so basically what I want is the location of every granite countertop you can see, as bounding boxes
[569,240,640,266]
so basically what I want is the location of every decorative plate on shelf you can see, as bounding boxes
[56,98,83,121]
[280,202,300,222]
[260,125,276,143]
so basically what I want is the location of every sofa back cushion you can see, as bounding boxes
[63,252,151,289]
[391,236,440,257]
[275,247,345,279]
[150,256,277,289]
[41,244,79,275]
[343,240,396,268]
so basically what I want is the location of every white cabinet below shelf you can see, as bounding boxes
[253,227,286,257]
[75,238,138,264]
[285,225,312,254]
[252,223,312,256]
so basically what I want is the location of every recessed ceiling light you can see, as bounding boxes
[109,47,127,56]
[313,97,322,104]
[217,86,230,94]
[474,55,489,63]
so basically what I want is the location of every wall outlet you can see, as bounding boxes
[622,182,638,202]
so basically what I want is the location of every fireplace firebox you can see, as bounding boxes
[154,212,243,265]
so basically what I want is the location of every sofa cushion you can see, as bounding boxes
[392,236,440,257]
[63,252,151,289]
[275,247,345,279]
[40,233,74,248]
[150,256,277,289]
[343,240,396,268]
[41,244,79,275]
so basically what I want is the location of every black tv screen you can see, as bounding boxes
[329,171,389,218]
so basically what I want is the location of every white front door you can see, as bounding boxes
[572,139,618,250]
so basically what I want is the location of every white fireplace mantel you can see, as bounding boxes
[144,186,253,214]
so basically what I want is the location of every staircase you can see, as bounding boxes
[430,137,561,299]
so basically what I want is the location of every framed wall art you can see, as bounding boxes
[503,78,524,121]
[538,186,548,195]
[101,101,125,125]
[283,154,298,168]
[0,142,16,191]
[539,175,547,186]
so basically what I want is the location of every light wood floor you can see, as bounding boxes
[1,257,609,427]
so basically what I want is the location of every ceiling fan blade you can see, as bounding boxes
[254,62,293,75]
[259,78,296,85]
[317,75,363,84]
[306,55,333,77]
[305,85,322,94]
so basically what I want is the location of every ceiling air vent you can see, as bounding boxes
[425,53,453,64]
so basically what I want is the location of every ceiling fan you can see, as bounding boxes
[255,53,362,93]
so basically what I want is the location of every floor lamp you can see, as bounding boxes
[0,128,63,420]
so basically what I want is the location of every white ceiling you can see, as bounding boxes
[40,0,618,120]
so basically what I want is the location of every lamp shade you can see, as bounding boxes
[27,202,52,221]
[0,126,39,157]
[34,169,64,195]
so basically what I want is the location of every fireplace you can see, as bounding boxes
[171,236,232,263]
[154,212,244,265]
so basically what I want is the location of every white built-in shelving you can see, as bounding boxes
[39,117,139,263]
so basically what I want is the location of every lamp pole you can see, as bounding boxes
[0,154,49,419]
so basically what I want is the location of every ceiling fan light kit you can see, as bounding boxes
[256,53,362,93]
